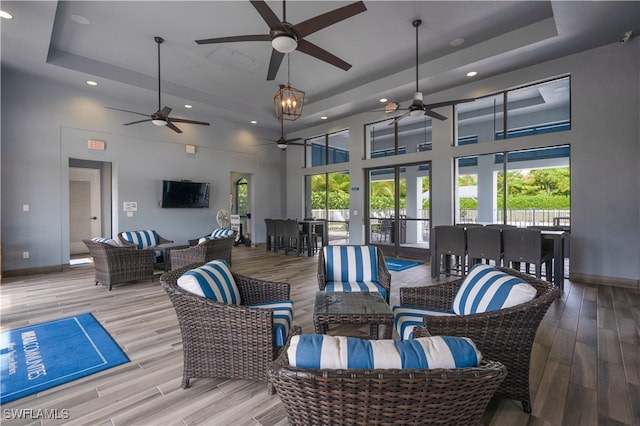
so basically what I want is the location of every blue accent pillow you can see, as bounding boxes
[452,264,537,315]
[177,260,241,305]
[210,229,234,238]
[91,237,120,246]
[121,230,158,249]
[288,334,481,370]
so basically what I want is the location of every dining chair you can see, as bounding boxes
[502,228,553,281]
[274,219,287,253]
[434,225,468,277]
[264,218,276,251]
[466,226,503,266]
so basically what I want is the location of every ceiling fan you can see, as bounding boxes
[195,0,367,81]
[105,36,210,134]
[389,20,475,126]
[258,117,306,150]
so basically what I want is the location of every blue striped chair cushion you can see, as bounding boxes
[177,260,241,305]
[288,334,481,370]
[392,306,456,340]
[323,246,378,283]
[246,300,294,347]
[121,230,159,249]
[325,281,387,301]
[452,264,537,315]
[91,237,120,246]
[210,229,235,238]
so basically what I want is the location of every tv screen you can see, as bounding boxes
[161,180,210,208]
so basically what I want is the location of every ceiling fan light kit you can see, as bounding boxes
[272,35,297,53]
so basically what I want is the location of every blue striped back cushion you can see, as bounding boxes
[392,306,455,340]
[210,229,234,238]
[323,246,378,283]
[246,300,294,347]
[452,264,537,315]
[288,334,481,370]
[91,237,120,246]
[177,260,241,305]
[121,230,158,249]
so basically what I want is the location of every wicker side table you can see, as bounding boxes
[313,291,393,339]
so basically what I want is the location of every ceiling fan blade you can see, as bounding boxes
[170,118,210,126]
[250,0,283,31]
[166,121,183,134]
[105,106,150,118]
[123,119,153,126]
[424,109,448,121]
[296,39,351,71]
[267,49,285,80]
[158,106,172,118]
[287,141,306,146]
[293,1,367,38]
[195,34,271,45]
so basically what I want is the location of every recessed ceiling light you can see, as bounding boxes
[250,120,257,124]
[70,14,90,24]
[86,80,98,86]
[450,38,465,47]
[184,104,193,109]
[0,10,13,19]
[320,116,328,120]
[466,71,478,77]
[379,98,388,103]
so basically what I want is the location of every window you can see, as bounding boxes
[306,130,349,167]
[365,115,432,159]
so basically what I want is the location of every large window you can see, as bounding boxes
[457,76,570,145]
[365,115,433,159]
[305,130,349,167]
[456,146,570,226]
[306,171,350,245]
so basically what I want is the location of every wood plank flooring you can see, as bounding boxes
[1,246,638,425]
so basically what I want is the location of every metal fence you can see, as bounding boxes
[460,209,570,227]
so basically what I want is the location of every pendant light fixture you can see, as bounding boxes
[274,54,305,121]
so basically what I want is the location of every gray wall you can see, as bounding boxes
[1,69,284,274]
[284,41,640,286]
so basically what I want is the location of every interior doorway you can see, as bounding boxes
[230,172,252,245]
[69,168,101,254]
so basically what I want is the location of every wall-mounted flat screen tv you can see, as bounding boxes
[161,180,210,208]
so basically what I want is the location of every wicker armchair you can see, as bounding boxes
[170,236,234,269]
[401,267,559,413]
[160,265,292,393]
[318,245,391,303]
[83,239,155,290]
[268,328,507,426]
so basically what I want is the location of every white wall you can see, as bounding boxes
[1,69,284,273]
[284,41,640,285]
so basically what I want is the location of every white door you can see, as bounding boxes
[69,168,101,254]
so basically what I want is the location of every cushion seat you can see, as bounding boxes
[392,306,455,340]
[324,280,387,301]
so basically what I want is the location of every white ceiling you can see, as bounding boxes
[1,1,638,132]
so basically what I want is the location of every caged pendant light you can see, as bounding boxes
[274,54,304,121]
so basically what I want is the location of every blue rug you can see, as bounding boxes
[385,259,423,271]
[1,313,129,403]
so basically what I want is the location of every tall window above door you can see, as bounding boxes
[305,129,349,167]
[456,76,571,145]
[365,115,433,159]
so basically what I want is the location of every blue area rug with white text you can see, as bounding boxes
[385,259,423,271]
[1,312,129,403]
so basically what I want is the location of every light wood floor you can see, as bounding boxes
[1,246,638,426]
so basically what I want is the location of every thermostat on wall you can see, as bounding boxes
[123,202,137,212]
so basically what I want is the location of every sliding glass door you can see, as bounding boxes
[366,162,431,259]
